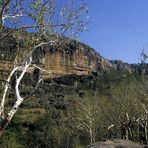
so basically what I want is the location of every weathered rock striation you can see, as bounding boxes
[1,28,148,78]
[0,28,112,79]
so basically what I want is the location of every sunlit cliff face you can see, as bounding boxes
[0,31,99,78]
[32,44,99,78]
[3,29,148,80]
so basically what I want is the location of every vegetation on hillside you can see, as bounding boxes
[0,1,148,148]
[0,0,88,136]
[0,70,147,147]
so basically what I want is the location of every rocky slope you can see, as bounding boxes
[0,28,112,78]
[110,60,148,75]
[0,28,148,78]
[88,139,145,148]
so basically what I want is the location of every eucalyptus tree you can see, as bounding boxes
[0,0,88,136]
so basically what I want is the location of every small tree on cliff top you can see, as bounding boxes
[0,0,88,136]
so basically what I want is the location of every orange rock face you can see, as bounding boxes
[37,46,98,78]
[0,29,113,79]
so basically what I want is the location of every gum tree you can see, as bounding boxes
[0,0,88,136]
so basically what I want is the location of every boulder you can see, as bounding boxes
[88,139,146,148]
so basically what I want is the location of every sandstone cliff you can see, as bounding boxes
[1,28,148,78]
[0,28,112,79]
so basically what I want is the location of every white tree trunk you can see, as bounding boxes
[0,57,32,136]
[0,67,19,119]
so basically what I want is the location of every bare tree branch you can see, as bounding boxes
[0,0,10,29]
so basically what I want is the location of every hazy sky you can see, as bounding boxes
[80,0,148,63]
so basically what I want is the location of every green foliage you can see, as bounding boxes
[0,117,26,148]
[1,69,148,147]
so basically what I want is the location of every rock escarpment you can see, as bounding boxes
[1,28,148,78]
[32,41,113,78]
[0,28,112,79]
[110,60,148,75]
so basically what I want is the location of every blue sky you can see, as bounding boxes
[79,0,148,63]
